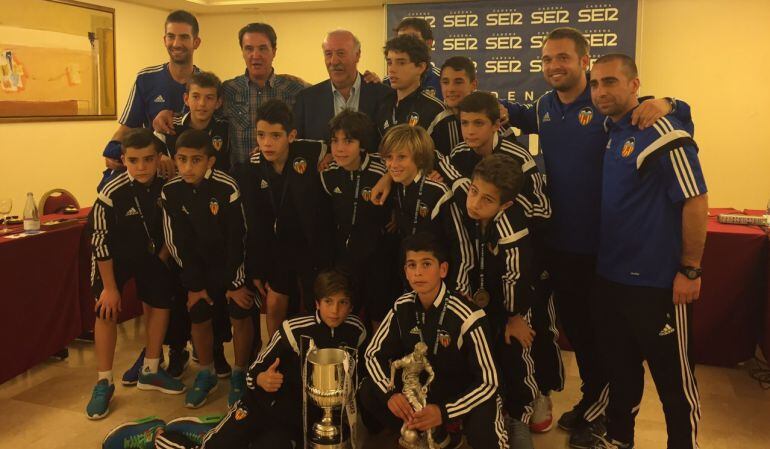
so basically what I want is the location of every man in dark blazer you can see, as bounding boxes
[293,29,391,153]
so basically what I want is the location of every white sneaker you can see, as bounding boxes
[529,394,553,433]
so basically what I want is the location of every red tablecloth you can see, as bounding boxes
[0,209,142,384]
[694,208,768,365]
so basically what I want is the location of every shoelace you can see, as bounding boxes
[93,382,111,398]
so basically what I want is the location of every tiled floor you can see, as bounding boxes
[1,318,769,448]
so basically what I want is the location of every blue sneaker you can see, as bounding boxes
[185,370,218,408]
[102,416,165,449]
[122,348,165,386]
[164,415,223,445]
[137,368,186,395]
[86,379,115,420]
[228,370,246,407]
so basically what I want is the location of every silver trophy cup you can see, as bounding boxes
[306,347,350,449]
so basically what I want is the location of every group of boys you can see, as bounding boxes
[90,10,707,449]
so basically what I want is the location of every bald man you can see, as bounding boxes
[293,29,390,152]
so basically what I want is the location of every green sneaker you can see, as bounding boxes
[228,370,246,407]
[185,370,218,408]
[137,368,186,395]
[86,379,115,420]
[102,416,165,449]
[163,415,223,445]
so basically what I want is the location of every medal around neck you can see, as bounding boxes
[472,288,490,308]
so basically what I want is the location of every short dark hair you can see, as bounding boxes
[472,153,524,204]
[384,35,431,69]
[239,23,277,49]
[458,91,500,123]
[256,99,294,133]
[121,128,163,154]
[545,27,589,58]
[593,53,639,79]
[402,232,449,265]
[165,10,199,37]
[187,71,222,98]
[328,109,372,149]
[175,129,215,157]
[314,268,354,305]
[394,17,433,41]
[441,56,476,82]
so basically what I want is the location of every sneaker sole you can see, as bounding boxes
[120,379,138,386]
[86,394,113,420]
[185,384,218,408]
[137,381,187,395]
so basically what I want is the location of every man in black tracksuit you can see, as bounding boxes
[360,233,508,449]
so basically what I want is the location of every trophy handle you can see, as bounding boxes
[300,335,313,449]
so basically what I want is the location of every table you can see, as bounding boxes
[0,209,142,384]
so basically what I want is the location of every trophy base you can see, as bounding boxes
[308,439,350,449]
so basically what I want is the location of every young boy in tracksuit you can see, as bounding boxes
[360,232,508,449]
[162,129,256,408]
[136,269,367,449]
[378,123,473,298]
[86,128,185,420]
[232,99,334,340]
[440,92,563,432]
[461,154,544,449]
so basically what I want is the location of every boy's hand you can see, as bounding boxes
[427,170,444,184]
[362,70,382,84]
[505,314,535,348]
[257,358,283,392]
[498,103,510,125]
[371,174,393,206]
[153,109,175,135]
[317,153,334,171]
[387,393,414,422]
[227,286,256,310]
[187,290,213,310]
[252,279,267,298]
[95,287,122,321]
[158,154,176,179]
[631,98,671,129]
[105,157,124,171]
[408,404,442,431]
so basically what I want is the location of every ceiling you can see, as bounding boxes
[119,0,463,14]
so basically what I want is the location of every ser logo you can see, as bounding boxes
[485,58,522,74]
[584,32,618,47]
[530,9,570,24]
[403,14,436,27]
[578,7,619,22]
[443,12,479,28]
[485,11,524,26]
[529,59,543,73]
[443,36,478,51]
[485,35,523,50]
[530,35,548,49]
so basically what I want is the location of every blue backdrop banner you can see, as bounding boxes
[386,0,638,103]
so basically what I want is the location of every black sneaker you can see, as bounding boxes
[570,416,607,449]
[558,407,585,432]
[213,343,231,379]
[167,347,190,379]
[588,434,632,449]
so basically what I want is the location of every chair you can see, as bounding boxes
[39,189,80,215]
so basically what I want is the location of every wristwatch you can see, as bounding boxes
[679,265,702,280]
[665,97,677,114]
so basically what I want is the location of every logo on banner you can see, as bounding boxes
[485,34,523,50]
[403,14,436,27]
[443,11,479,28]
[485,57,522,74]
[485,11,524,26]
[443,35,478,51]
[621,138,635,158]
[530,9,570,25]
[578,107,594,126]
[584,32,619,47]
[578,7,619,22]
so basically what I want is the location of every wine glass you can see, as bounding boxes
[0,198,11,233]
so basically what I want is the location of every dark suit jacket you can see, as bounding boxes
[293,74,392,152]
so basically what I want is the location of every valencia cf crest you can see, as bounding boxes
[424,86,437,98]
[293,157,308,174]
[578,107,594,126]
[408,112,420,127]
[621,137,635,158]
[234,407,248,421]
[361,187,372,202]
[209,198,219,216]
[438,330,452,348]
[212,136,223,152]
[418,202,429,218]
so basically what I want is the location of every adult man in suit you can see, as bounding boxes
[293,29,391,153]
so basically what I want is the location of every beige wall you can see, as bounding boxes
[0,0,768,214]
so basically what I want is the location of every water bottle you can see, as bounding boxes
[23,192,40,233]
